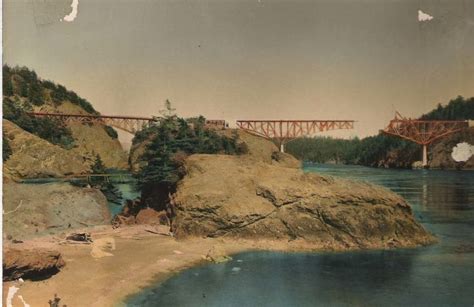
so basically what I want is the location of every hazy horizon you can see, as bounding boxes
[4,0,474,141]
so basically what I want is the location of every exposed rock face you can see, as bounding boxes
[172,134,435,250]
[3,182,111,240]
[217,129,301,168]
[68,122,128,170]
[113,201,170,227]
[37,101,128,170]
[3,119,89,178]
[135,208,169,225]
[3,247,65,281]
[429,127,474,170]
[376,147,420,169]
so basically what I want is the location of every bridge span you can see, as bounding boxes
[27,112,157,134]
[27,112,228,134]
[237,119,355,152]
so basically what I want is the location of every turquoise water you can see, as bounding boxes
[108,183,140,217]
[125,164,474,307]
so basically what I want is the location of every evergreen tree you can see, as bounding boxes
[28,81,44,105]
[135,101,241,211]
[19,80,28,97]
[92,154,106,174]
[3,66,13,96]
[3,134,12,162]
[159,99,176,118]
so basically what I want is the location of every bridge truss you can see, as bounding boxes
[27,112,229,134]
[382,112,469,166]
[236,119,355,152]
[27,112,156,134]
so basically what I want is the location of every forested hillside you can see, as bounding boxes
[287,96,473,168]
[3,65,98,113]
[421,96,474,120]
[2,65,128,174]
[287,135,419,168]
[2,65,105,148]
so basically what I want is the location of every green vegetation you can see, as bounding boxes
[287,96,473,168]
[104,126,118,139]
[89,154,123,205]
[421,96,474,120]
[91,154,106,174]
[135,101,243,210]
[3,134,12,161]
[2,64,115,149]
[3,98,75,149]
[3,64,98,114]
[286,135,419,167]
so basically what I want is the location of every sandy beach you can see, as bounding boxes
[2,225,327,307]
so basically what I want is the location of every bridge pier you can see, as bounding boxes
[280,143,285,153]
[422,144,428,167]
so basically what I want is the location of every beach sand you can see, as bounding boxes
[2,225,304,307]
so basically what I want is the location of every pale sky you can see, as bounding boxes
[3,0,474,139]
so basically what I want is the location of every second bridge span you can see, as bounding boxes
[236,120,355,152]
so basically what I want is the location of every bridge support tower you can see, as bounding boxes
[382,112,468,168]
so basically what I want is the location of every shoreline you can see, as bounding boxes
[2,225,435,307]
[2,225,254,307]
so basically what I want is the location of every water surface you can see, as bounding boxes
[126,164,474,307]
[108,183,140,216]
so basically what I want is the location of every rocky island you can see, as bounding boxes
[172,132,434,249]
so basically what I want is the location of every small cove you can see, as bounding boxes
[124,164,474,307]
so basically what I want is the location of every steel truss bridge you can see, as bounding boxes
[27,112,356,152]
[27,112,157,134]
[27,112,229,134]
[382,112,470,166]
[236,120,355,152]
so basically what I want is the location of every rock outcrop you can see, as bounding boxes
[3,182,111,240]
[3,119,89,178]
[429,127,474,170]
[172,132,435,250]
[128,129,301,172]
[112,201,170,227]
[68,122,128,170]
[36,101,129,170]
[3,247,65,281]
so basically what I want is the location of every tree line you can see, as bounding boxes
[3,64,98,114]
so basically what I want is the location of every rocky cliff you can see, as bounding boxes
[3,119,89,178]
[39,101,128,169]
[172,132,435,250]
[3,182,110,240]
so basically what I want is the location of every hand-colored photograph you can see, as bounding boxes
[2,0,474,306]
